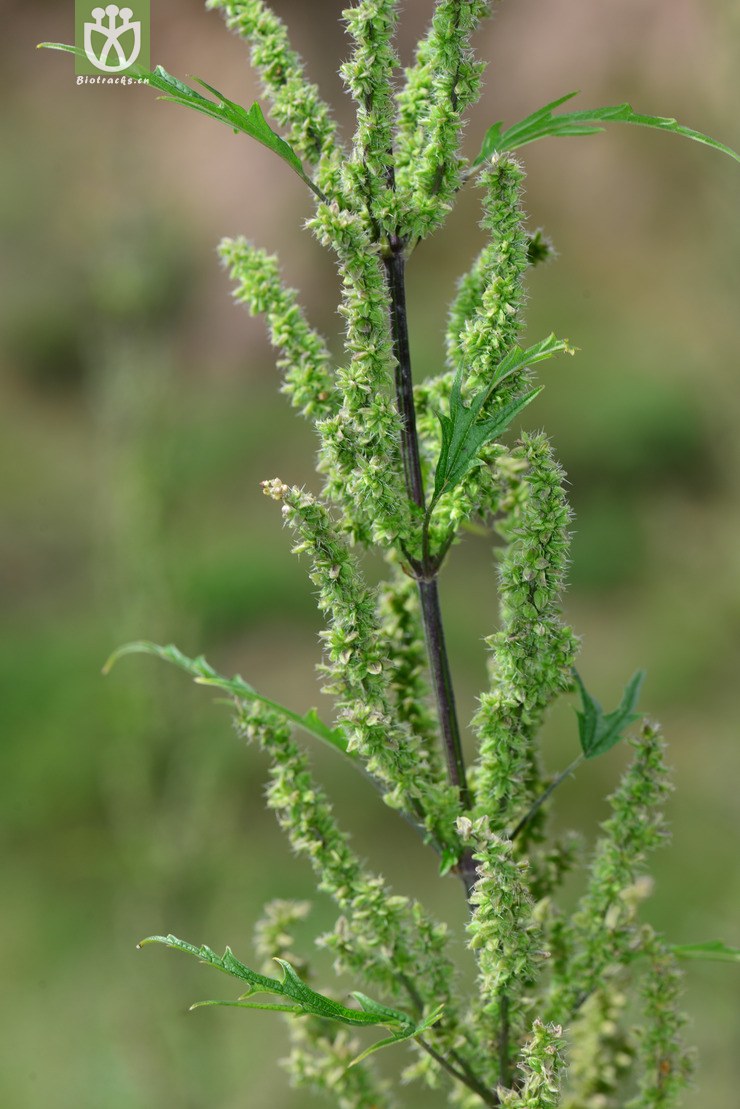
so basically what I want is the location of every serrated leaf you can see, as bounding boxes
[436,387,543,501]
[573,668,645,759]
[138,933,438,1066]
[38,43,325,199]
[103,640,349,756]
[139,934,279,991]
[491,334,575,383]
[431,335,572,505]
[474,91,740,165]
[670,941,740,964]
[347,1004,444,1068]
[352,992,412,1023]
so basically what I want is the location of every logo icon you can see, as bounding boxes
[75,1,150,77]
[84,6,140,72]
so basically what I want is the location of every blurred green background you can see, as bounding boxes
[3,1,739,1105]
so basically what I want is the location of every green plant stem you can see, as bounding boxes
[401,970,497,1102]
[509,753,584,842]
[417,1038,500,1107]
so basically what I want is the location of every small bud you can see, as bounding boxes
[261,477,290,501]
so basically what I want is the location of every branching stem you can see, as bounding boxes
[383,240,473,820]
[384,240,426,512]
[417,1037,501,1107]
[509,753,584,842]
[417,578,471,808]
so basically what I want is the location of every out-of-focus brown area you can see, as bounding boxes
[2,2,739,1105]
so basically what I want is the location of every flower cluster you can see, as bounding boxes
[237,699,474,1076]
[340,0,400,235]
[472,434,579,833]
[415,155,532,538]
[395,0,492,240]
[219,237,337,419]
[499,1020,566,1109]
[206,0,338,168]
[547,723,673,1021]
[308,203,411,546]
[273,481,460,850]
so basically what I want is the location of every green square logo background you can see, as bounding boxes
[75,2,150,76]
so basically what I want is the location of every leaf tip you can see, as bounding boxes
[101,652,117,677]
[137,935,162,950]
[101,643,135,676]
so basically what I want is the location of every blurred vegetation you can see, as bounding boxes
[3,1,739,1105]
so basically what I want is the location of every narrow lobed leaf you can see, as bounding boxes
[138,932,438,1068]
[474,92,740,165]
[431,335,573,505]
[670,940,740,964]
[38,43,325,198]
[103,640,349,756]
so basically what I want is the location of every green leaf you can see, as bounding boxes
[474,91,740,166]
[489,334,575,384]
[138,934,441,1066]
[38,43,326,199]
[438,845,460,877]
[431,335,573,504]
[573,668,645,759]
[671,941,740,964]
[347,1004,444,1068]
[439,387,543,501]
[103,640,349,757]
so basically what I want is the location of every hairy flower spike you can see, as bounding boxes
[455,156,530,398]
[340,0,400,236]
[413,156,532,536]
[464,817,545,1084]
[277,485,460,847]
[445,248,494,375]
[237,701,472,1074]
[206,0,339,169]
[561,985,635,1108]
[472,435,579,831]
[499,1019,566,1108]
[309,204,410,545]
[548,722,674,1023]
[375,569,443,770]
[254,898,311,975]
[285,1023,396,1108]
[626,935,693,1109]
[395,0,491,240]
[220,237,338,419]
